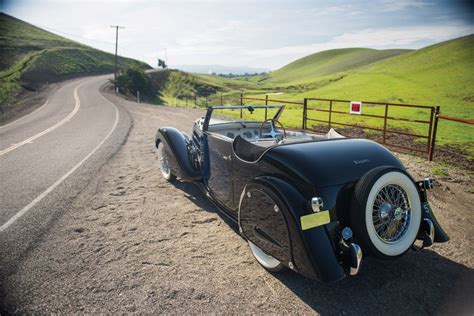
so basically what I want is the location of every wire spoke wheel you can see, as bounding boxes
[351,167,422,258]
[372,184,411,243]
[157,143,176,181]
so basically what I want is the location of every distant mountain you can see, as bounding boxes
[172,64,270,75]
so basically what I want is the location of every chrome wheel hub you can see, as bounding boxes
[372,184,411,243]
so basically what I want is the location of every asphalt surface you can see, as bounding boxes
[0,75,132,304]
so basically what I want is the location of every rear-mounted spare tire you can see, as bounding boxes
[351,166,421,259]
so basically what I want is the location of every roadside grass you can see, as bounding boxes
[431,166,450,177]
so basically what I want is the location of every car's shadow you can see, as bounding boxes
[171,180,474,315]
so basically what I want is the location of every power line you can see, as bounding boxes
[31,23,115,46]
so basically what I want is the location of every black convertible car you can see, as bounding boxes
[155,105,448,282]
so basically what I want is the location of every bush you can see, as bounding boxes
[115,67,152,97]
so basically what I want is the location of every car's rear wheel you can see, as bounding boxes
[248,241,285,272]
[351,166,422,259]
[157,142,176,181]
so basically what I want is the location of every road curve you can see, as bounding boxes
[0,75,131,281]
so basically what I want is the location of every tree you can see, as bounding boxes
[158,59,167,69]
[114,67,151,97]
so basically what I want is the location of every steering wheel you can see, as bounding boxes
[259,119,287,139]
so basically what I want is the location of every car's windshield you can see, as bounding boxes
[203,105,285,131]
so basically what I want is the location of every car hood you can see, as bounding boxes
[263,138,404,187]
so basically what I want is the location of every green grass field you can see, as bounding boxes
[0,13,150,107]
[160,35,473,158]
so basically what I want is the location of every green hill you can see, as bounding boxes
[261,48,410,84]
[288,35,474,148]
[0,13,150,120]
[188,35,473,155]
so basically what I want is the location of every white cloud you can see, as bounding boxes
[4,0,474,69]
[378,0,434,12]
[238,24,474,68]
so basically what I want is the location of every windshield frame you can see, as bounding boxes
[203,105,285,132]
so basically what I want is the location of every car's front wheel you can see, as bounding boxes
[351,166,422,259]
[248,241,286,272]
[157,142,176,182]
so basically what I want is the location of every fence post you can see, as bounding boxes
[328,100,333,129]
[194,94,197,108]
[302,98,308,130]
[240,93,243,119]
[185,97,188,108]
[221,94,223,106]
[426,107,434,155]
[265,94,268,120]
[429,106,440,161]
[382,104,389,144]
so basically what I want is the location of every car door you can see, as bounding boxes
[206,133,234,209]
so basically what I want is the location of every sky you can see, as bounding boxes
[1,0,473,70]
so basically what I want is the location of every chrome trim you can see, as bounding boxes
[423,177,434,190]
[350,243,363,276]
[423,218,435,247]
[311,197,324,213]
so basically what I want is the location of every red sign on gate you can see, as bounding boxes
[350,101,362,115]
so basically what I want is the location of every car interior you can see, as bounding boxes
[202,119,346,162]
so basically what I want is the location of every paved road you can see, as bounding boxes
[0,75,131,295]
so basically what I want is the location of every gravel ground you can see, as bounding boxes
[2,89,473,314]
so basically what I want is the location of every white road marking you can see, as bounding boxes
[0,81,86,156]
[0,84,120,233]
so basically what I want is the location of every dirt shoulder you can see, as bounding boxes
[2,90,473,314]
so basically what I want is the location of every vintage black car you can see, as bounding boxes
[154,105,448,282]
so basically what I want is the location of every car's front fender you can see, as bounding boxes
[155,127,201,181]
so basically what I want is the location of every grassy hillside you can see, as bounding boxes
[259,48,410,85]
[286,34,474,150]
[0,13,150,118]
[159,35,473,157]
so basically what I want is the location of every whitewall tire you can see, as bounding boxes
[351,167,422,258]
[248,241,285,272]
[157,142,176,182]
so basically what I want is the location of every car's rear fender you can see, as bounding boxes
[416,185,449,243]
[155,127,201,181]
[251,176,346,282]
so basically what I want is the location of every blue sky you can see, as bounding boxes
[2,0,473,69]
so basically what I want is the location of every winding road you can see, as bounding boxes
[0,75,131,280]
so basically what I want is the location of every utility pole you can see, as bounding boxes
[110,25,125,90]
